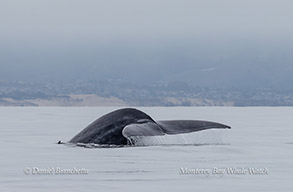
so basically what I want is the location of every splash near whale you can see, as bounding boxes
[68,108,231,146]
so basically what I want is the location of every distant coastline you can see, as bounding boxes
[0,94,233,107]
[1,81,292,106]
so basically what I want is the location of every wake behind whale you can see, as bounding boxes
[67,108,231,147]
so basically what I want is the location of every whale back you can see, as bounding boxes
[69,108,155,145]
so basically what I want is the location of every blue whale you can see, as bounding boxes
[69,108,231,145]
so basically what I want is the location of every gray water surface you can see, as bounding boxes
[0,107,292,191]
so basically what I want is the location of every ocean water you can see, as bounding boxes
[0,107,292,192]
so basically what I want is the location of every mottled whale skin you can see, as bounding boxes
[69,108,231,145]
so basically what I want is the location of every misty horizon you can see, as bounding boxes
[1,0,293,91]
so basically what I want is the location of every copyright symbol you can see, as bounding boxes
[24,167,31,175]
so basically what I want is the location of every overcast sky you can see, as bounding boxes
[1,0,293,89]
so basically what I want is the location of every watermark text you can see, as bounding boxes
[23,167,89,175]
[179,167,269,177]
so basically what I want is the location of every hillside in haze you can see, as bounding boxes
[0,80,292,106]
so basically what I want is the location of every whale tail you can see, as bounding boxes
[68,108,231,146]
[122,120,230,138]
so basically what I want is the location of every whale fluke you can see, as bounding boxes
[69,108,231,145]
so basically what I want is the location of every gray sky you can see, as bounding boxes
[1,0,293,89]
